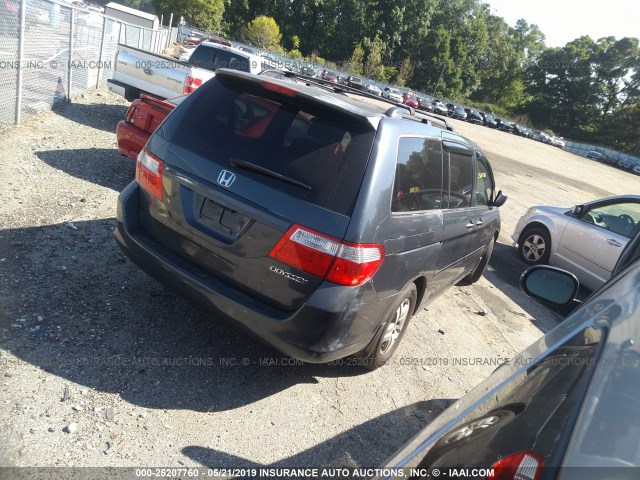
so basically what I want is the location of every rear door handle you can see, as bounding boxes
[466,222,475,229]
[476,219,484,226]
[606,239,622,247]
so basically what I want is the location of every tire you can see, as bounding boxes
[461,237,495,285]
[518,226,551,265]
[363,283,417,370]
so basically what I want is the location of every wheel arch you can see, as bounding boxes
[518,218,561,257]
[413,275,427,315]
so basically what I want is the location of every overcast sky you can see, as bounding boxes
[483,0,640,47]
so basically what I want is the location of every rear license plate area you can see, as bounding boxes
[199,198,249,237]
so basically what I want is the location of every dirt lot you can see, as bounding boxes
[1,89,639,470]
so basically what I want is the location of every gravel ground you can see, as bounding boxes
[1,88,638,472]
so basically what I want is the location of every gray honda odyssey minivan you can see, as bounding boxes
[115,69,507,368]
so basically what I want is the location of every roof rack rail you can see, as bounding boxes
[264,69,453,131]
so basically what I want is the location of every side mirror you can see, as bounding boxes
[489,190,508,207]
[520,265,579,307]
[572,204,585,216]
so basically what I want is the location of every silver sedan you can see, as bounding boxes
[512,195,640,290]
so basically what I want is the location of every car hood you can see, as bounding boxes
[533,205,571,217]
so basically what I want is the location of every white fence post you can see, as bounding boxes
[166,13,173,49]
[15,0,27,123]
[96,16,108,88]
[68,8,75,101]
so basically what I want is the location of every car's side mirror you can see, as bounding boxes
[520,265,580,308]
[571,204,587,216]
[489,190,507,207]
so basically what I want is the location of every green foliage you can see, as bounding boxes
[244,15,283,50]
[119,0,156,14]
[348,43,365,76]
[153,0,225,32]
[394,58,412,87]
[381,66,398,84]
[291,35,300,50]
[526,35,639,150]
[598,101,640,155]
[363,36,385,81]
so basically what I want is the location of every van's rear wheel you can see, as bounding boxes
[364,283,417,370]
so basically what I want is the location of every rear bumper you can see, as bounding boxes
[107,78,128,98]
[114,182,392,363]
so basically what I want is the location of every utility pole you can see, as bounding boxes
[432,62,446,97]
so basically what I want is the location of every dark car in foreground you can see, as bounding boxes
[115,69,507,368]
[378,231,640,479]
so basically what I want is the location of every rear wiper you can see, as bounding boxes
[229,159,312,190]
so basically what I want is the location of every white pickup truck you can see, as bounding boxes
[107,42,263,101]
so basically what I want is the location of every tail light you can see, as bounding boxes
[136,149,164,200]
[488,450,544,480]
[261,80,297,97]
[269,225,384,286]
[125,105,136,123]
[184,75,203,93]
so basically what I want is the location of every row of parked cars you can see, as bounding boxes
[409,99,569,148]
[586,148,640,174]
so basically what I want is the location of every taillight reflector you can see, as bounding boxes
[135,149,164,200]
[269,225,384,286]
[488,450,544,480]
[184,75,203,94]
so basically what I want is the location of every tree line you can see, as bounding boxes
[116,0,639,155]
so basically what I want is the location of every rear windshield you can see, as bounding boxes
[189,46,252,72]
[160,75,376,215]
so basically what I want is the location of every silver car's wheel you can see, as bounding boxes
[518,227,551,265]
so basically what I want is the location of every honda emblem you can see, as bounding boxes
[217,170,236,188]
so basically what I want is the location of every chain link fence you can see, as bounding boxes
[0,0,176,129]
